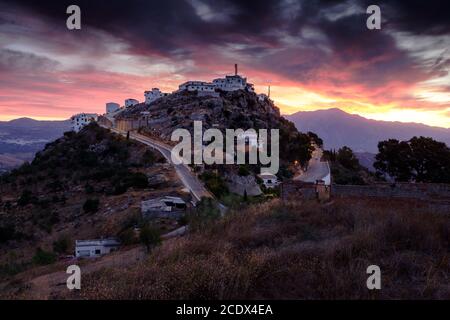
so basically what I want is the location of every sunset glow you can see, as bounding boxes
[0,0,448,128]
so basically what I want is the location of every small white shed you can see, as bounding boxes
[75,238,120,258]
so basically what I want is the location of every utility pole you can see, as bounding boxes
[235,63,238,76]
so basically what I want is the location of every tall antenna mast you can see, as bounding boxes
[235,63,238,76]
[268,85,271,98]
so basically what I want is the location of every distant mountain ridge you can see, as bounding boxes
[285,108,450,153]
[0,117,70,171]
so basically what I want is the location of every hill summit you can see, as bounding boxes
[286,108,450,153]
[116,89,314,168]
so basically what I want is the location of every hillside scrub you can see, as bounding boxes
[76,198,450,299]
[0,123,175,279]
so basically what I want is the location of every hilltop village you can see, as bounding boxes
[70,65,269,133]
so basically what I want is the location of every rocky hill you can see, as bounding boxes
[119,89,314,171]
[0,124,184,280]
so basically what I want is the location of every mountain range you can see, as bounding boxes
[2,109,449,173]
[285,108,450,153]
[0,117,70,172]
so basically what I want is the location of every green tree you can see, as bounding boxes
[238,165,250,176]
[279,125,313,167]
[188,197,221,231]
[307,131,323,147]
[374,139,413,182]
[119,228,137,245]
[139,225,161,252]
[409,137,450,183]
[33,248,57,265]
[199,171,229,198]
[52,235,71,254]
[336,146,360,170]
[374,136,450,183]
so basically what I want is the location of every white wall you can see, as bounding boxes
[106,102,120,114]
[75,245,118,258]
[71,113,98,132]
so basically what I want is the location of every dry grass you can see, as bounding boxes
[73,198,449,300]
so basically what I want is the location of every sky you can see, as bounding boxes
[0,0,449,128]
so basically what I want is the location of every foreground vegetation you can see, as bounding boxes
[72,198,449,299]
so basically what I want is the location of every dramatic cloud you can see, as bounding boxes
[0,0,448,127]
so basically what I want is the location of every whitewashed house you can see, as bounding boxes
[144,88,169,104]
[212,75,253,91]
[75,238,120,258]
[70,113,98,132]
[106,102,120,114]
[178,81,216,92]
[258,173,279,189]
[125,98,139,108]
[177,65,254,94]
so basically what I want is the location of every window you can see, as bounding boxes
[95,249,101,255]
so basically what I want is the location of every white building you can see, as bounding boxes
[125,98,139,108]
[258,173,279,189]
[144,88,169,104]
[75,238,120,258]
[106,102,120,114]
[212,75,253,92]
[70,113,98,132]
[178,81,216,92]
[178,64,255,93]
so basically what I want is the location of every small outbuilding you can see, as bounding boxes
[75,238,120,258]
[141,196,187,219]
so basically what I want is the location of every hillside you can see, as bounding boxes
[119,90,314,168]
[286,108,450,153]
[52,198,450,300]
[0,124,184,281]
[0,118,71,172]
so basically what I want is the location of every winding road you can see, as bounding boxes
[294,146,331,185]
[108,127,213,202]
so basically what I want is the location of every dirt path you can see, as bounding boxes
[10,246,146,299]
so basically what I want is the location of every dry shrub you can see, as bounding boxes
[76,198,450,300]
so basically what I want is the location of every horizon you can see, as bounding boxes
[0,1,449,128]
[2,107,450,130]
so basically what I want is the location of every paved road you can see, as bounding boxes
[109,127,213,202]
[294,147,330,184]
